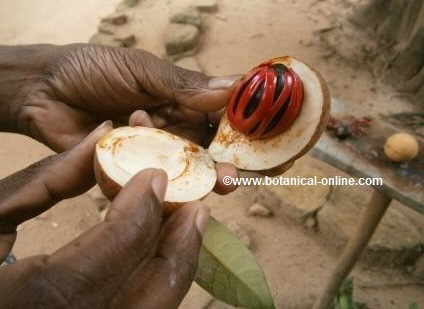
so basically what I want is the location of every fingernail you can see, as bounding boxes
[130,110,154,128]
[99,120,113,129]
[151,170,168,203]
[93,120,113,133]
[208,75,242,90]
[82,120,113,143]
[195,205,210,235]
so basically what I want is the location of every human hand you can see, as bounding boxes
[0,122,209,309]
[0,43,239,193]
[2,44,236,151]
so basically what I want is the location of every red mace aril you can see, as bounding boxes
[227,59,304,140]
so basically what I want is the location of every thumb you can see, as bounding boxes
[175,73,242,112]
[128,49,241,112]
[111,202,210,309]
[48,169,168,292]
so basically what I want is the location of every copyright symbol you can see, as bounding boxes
[222,176,232,186]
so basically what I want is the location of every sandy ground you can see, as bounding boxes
[0,0,423,308]
[0,0,120,45]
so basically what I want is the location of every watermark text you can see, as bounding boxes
[222,175,383,187]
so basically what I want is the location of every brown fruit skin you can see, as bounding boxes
[94,152,121,201]
[162,202,184,216]
[288,65,331,163]
[94,152,184,215]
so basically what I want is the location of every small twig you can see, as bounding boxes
[358,282,424,289]
[313,190,392,309]
[301,185,334,231]
[309,0,326,8]
[316,26,338,34]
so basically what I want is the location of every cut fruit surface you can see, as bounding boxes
[95,127,217,203]
[209,56,330,171]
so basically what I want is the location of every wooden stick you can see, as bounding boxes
[313,190,392,309]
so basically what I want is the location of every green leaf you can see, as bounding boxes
[332,278,368,309]
[409,303,420,309]
[336,278,355,309]
[195,217,275,309]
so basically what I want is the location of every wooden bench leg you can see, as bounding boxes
[313,190,392,309]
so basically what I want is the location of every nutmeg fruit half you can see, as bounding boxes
[209,56,331,171]
[95,127,217,211]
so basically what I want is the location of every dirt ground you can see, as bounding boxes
[0,0,423,308]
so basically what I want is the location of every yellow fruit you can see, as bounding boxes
[384,133,419,162]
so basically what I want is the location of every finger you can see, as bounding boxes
[0,121,113,226]
[19,96,100,153]
[129,110,154,127]
[48,169,168,291]
[112,202,210,309]
[214,162,239,195]
[180,74,242,112]
[207,108,225,127]
[0,234,16,263]
[127,49,241,112]
[148,104,209,144]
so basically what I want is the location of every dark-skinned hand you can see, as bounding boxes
[0,43,244,308]
[0,122,210,309]
[0,43,239,194]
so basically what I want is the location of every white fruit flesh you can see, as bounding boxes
[96,127,217,202]
[208,57,330,170]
